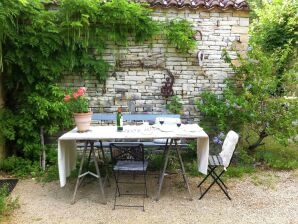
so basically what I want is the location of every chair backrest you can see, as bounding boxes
[91,113,180,125]
[219,130,239,168]
[109,143,145,163]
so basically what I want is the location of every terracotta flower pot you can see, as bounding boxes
[73,112,93,132]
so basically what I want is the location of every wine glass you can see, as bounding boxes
[159,118,164,125]
[176,121,181,128]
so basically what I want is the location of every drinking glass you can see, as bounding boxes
[159,118,164,125]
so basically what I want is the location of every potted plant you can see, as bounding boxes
[64,87,92,132]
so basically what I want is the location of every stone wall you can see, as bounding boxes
[63,8,249,122]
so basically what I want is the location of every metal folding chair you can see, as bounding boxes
[197,130,239,200]
[110,143,148,211]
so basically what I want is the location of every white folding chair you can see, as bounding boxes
[197,130,239,200]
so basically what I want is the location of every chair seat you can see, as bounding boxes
[114,160,148,171]
[208,155,223,166]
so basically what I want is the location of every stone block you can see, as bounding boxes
[239,18,249,26]
[232,11,249,18]
[231,26,249,34]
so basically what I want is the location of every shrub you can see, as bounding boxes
[0,185,19,220]
[0,156,41,177]
[256,145,298,170]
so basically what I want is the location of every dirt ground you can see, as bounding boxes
[4,169,298,224]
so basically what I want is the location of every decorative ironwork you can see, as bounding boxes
[161,69,174,98]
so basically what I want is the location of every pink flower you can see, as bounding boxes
[64,95,71,101]
[73,92,79,99]
[77,87,86,96]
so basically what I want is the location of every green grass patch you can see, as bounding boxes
[251,172,280,189]
[225,166,255,178]
[256,143,298,170]
[0,185,20,221]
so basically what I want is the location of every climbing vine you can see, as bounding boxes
[164,19,197,54]
[0,0,196,160]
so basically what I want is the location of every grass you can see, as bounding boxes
[251,172,280,190]
[0,185,20,222]
[255,140,298,170]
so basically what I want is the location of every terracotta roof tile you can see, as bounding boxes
[46,0,249,11]
[147,0,249,10]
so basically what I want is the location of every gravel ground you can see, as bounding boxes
[5,169,298,224]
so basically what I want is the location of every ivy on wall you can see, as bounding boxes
[0,0,197,159]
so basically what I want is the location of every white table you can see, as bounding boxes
[58,124,209,201]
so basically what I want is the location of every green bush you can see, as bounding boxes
[256,145,298,169]
[39,164,59,182]
[0,156,41,177]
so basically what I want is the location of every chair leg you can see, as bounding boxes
[144,170,148,197]
[112,170,120,210]
[199,168,231,200]
[143,170,147,212]
[211,168,228,190]
[197,166,216,188]
[210,171,231,200]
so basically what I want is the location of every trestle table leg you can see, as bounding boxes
[156,139,173,201]
[174,139,192,200]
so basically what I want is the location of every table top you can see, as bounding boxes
[59,124,208,141]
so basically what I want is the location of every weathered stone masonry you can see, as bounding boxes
[63,3,249,122]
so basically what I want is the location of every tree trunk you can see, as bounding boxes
[40,126,46,171]
[248,130,268,152]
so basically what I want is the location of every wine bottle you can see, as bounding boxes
[116,107,123,131]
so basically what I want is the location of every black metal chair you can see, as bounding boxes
[109,143,148,211]
[197,130,239,200]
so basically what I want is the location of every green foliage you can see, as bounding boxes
[197,89,247,133]
[166,95,183,114]
[256,144,298,170]
[185,160,200,177]
[0,156,41,177]
[164,19,197,54]
[251,0,298,53]
[0,185,19,220]
[98,0,159,44]
[198,46,298,150]
[196,0,298,152]
[39,164,59,182]
[0,0,197,161]
[146,154,163,171]
[225,166,255,178]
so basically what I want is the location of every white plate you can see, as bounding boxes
[159,125,175,132]
[181,124,203,132]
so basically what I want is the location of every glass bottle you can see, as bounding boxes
[116,107,123,131]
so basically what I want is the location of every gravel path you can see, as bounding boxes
[6,169,298,224]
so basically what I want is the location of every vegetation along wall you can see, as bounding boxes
[63,0,250,122]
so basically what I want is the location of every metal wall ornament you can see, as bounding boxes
[161,69,175,98]
[197,50,204,66]
[194,30,203,41]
